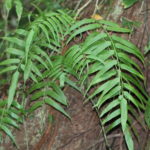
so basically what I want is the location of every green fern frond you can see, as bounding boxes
[64,19,148,149]
[28,81,70,118]
[0,10,74,143]
[0,99,23,144]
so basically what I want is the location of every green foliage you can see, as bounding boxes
[0,8,74,145]
[121,17,141,30]
[32,0,65,11]
[145,99,150,129]
[64,19,148,150]
[2,0,23,21]
[0,100,23,145]
[144,41,150,55]
[0,1,148,150]
[122,0,139,9]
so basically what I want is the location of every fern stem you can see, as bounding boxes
[89,98,112,150]
[104,30,124,96]
[23,117,29,150]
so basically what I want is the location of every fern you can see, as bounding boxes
[0,100,23,145]
[0,7,148,150]
[63,19,148,150]
[0,10,73,143]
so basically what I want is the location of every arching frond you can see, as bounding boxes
[63,19,148,150]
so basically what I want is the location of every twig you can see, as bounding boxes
[57,124,100,150]
[100,133,121,143]
[93,0,99,15]
[74,0,92,19]
[119,134,123,150]
[87,133,121,150]
[74,0,83,13]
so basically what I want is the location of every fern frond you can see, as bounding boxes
[0,100,23,144]
[28,81,70,118]
[64,21,148,149]
[0,10,74,143]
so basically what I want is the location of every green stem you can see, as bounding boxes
[90,99,112,150]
